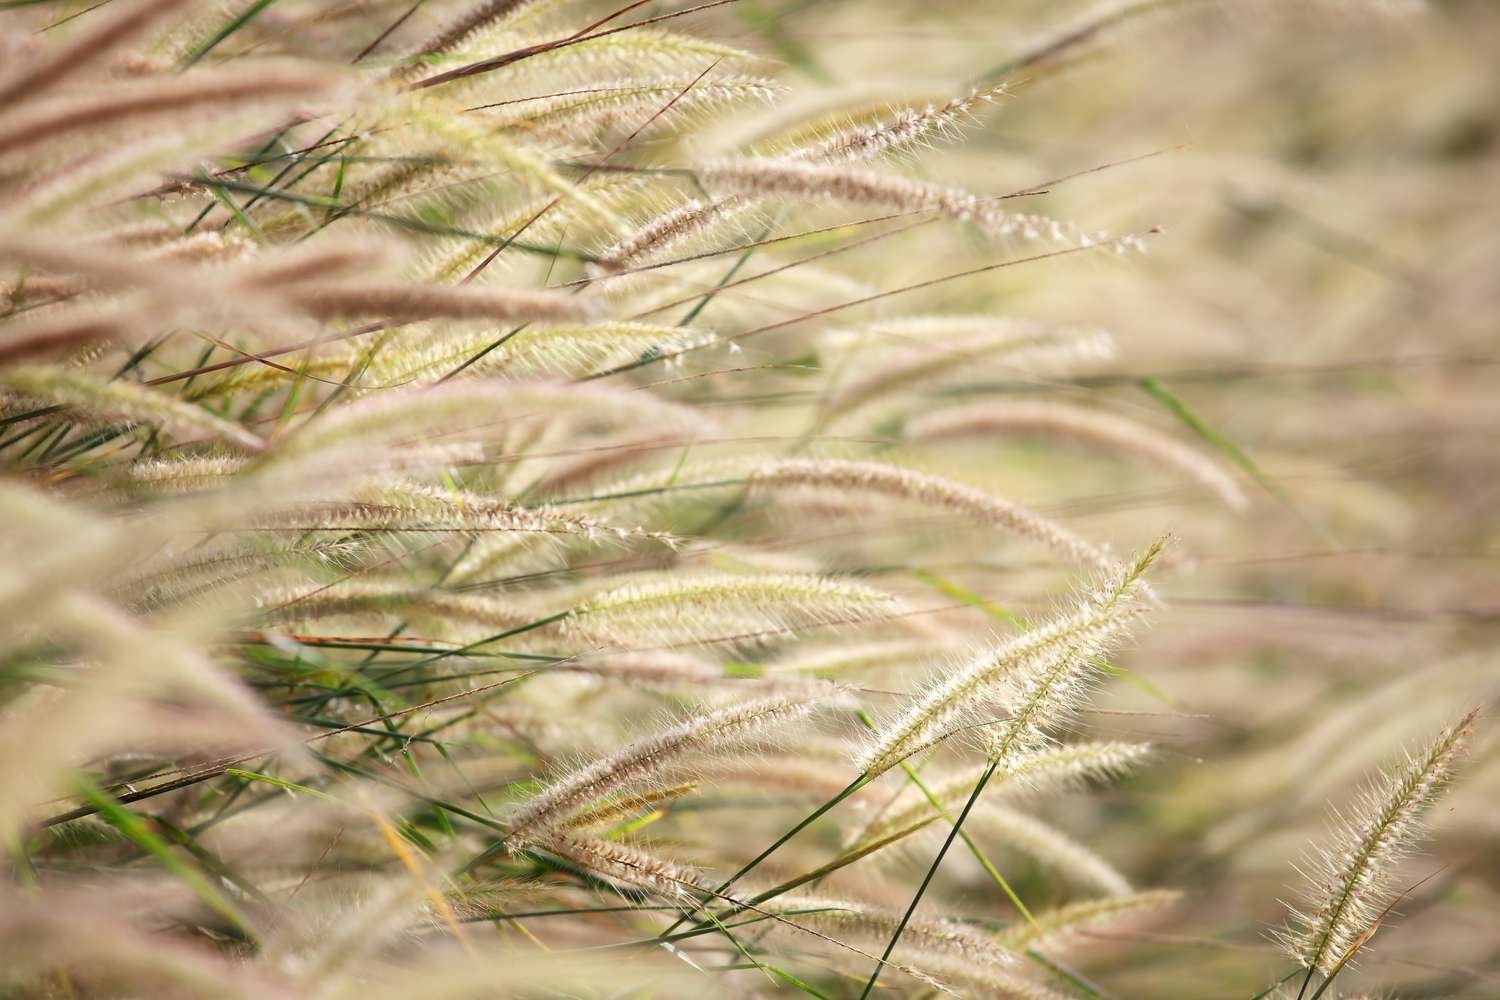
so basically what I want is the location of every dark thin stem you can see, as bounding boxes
[1295,961,1319,1000]
[583,232,1158,382]
[857,760,998,999]
[613,820,931,951]
[461,56,721,290]
[653,770,870,939]
[353,0,424,63]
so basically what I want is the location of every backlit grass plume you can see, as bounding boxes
[859,539,1162,775]
[849,741,1153,849]
[908,399,1247,510]
[750,458,1118,573]
[563,570,898,646]
[1277,708,1479,981]
[506,693,825,846]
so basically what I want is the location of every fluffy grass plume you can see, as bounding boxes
[1278,708,1479,979]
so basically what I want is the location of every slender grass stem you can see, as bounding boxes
[856,760,997,1000]
[653,770,872,939]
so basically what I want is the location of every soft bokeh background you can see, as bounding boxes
[668,2,1500,993]
[2,1,1497,997]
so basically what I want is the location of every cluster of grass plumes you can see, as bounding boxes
[1,0,1496,998]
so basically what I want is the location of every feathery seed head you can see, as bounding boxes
[1277,707,1479,974]
[506,693,826,846]
[564,571,899,648]
[858,540,1163,776]
[908,400,1247,510]
[997,890,1181,953]
[751,458,1117,573]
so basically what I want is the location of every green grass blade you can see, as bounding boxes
[74,774,256,939]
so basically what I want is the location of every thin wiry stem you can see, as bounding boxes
[858,760,998,999]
